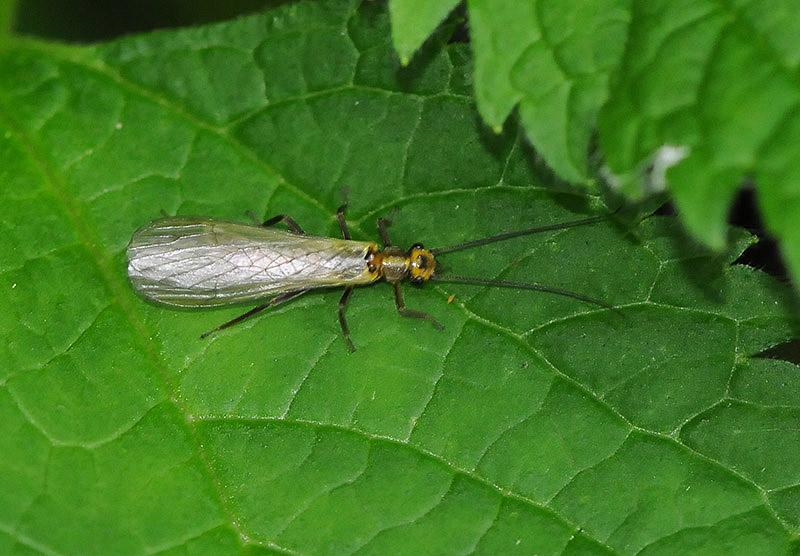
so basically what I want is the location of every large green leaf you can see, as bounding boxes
[1,1,798,554]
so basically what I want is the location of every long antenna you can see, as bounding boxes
[429,210,619,255]
[429,274,619,313]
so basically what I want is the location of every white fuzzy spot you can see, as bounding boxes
[648,144,690,192]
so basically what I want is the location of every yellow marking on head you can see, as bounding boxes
[408,245,436,284]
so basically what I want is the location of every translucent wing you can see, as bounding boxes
[127,217,379,307]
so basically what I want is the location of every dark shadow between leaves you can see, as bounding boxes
[755,339,800,366]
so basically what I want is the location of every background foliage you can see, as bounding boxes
[1,1,799,555]
[392,0,800,288]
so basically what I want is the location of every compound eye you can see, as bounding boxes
[410,276,424,285]
[411,243,424,250]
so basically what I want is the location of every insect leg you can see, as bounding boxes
[338,286,356,352]
[200,290,308,338]
[377,207,398,247]
[392,282,444,330]
[337,203,351,240]
[260,213,306,234]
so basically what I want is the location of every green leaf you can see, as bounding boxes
[598,0,800,243]
[598,0,800,284]
[388,0,461,65]
[0,1,15,41]
[468,0,629,182]
[1,1,798,554]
